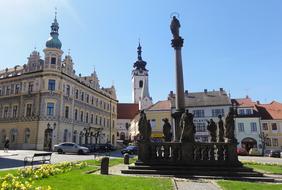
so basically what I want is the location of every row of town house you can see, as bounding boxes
[117,89,282,154]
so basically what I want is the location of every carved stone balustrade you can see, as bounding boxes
[137,141,241,167]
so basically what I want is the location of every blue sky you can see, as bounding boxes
[0,0,281,103]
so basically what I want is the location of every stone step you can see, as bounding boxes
[121,169,263,177]
[128,165,254,172]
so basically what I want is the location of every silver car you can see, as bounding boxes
[54,142,89,155]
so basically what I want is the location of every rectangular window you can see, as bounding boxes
[47,103,55,116]
[103,117,106,126]
[91,114,94,124]
[15,84,20,94]
[150,119,156,128]
[6,86,10,95]
[239,109,245,115]
[66,85,70,96]
[246,109,252,115]
[12,105,18,118]
[272,138,278,146]
[80,111,83,122]
[272,123,278,131]
[65,106,69,119]
[51,57,56,64]
[196,123,206,132]
[91,97,94,105]
[238,123,244,132]
[95,115,98,124]
[28,82,33,93]
[265,138,271,146]
[99,117,102,125]
[193,110,205,118]
[3,106,9,118]
[86,94,89,103]
[74,109,78,120]
[250,122,257,132]
[262,123,268,131]
[212,109,224,117]
[81,92,84,101]
[75,90,79,99]
[86,113,89,123]
[26,104,32,116]
[48,80,56,91]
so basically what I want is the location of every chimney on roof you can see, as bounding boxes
[220,88,223,92]
[204,89,207,94]
[256,101,260,105]
[169,91,174,98]
[185,90,188,95]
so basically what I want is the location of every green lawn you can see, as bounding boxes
[0,157,172,190]
[34,166,172,190]
[217,180,282,190]
[34,158,172,190]
[243,162,282,174]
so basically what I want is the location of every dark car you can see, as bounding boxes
[269,150,281,158]
[121,146,138,155]
[95,144,116,152]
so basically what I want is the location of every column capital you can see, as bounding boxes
[171,37,184,49]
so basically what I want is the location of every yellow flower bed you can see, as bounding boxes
[0,161,87,190]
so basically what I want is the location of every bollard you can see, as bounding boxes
[100,157,109,175]
[124,153,129,165]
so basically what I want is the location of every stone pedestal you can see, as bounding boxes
[100,157,109,175]
[137,141,151,164]
[124,153,130,165]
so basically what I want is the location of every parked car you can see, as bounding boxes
[264,150,271,157]
[121,146,138,155]
[54,142,90,155]
[94,144,116,152]
[249,148,261,156]
[269,150,281,158]
[237,147,249,156]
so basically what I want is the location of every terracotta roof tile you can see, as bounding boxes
[117,103,139,119]
[256,101,282,120]
[148,100,171,111]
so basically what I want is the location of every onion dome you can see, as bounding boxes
[46,12,62,49]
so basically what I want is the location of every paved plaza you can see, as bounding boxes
[1,150,282,171]
[0,150,124,170]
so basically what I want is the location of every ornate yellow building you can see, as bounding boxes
[0,14,117,150]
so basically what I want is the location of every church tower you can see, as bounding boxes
[43,11,63,71]
[132,42,153,109]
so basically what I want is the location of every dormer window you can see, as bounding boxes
[51,57,56,64]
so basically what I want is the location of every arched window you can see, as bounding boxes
[63,129,68,142]
[24,128,31,143]
[139,80,143,88]
[10,128,18,144]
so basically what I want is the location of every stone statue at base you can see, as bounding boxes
[138,110,150,141]
[162,118,172,142]
[206,119,217,142]
[180,110,195,142]
[218,115,225,142]
[225,107,237,143]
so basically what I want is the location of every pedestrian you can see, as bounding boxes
[4,137,9,153]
